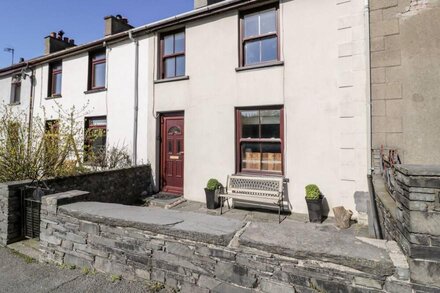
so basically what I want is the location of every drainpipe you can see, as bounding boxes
[367,174,383,239]
[365,0,372,176]
[26,64,35,155]
[129,31,139,165]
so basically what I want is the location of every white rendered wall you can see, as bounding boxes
[146,0,370,217]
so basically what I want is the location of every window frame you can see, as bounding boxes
[10,77,21,104]
[48,62,62,97]
[159,29,186,79]
[235,106,284,175]
[84,116,107,162]
[44,119,60,169]
[89,50,107,90]
[239,4,280,68]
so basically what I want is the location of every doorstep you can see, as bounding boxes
[143,192,186,209]
[7,238,40,261]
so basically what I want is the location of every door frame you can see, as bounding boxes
[159,112,185,195]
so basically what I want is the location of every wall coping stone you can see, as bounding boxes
[396,165,440,177]
[0,165,150,188]
[58,202,244,246]
[239,221,395,276]
[373,175,397,220]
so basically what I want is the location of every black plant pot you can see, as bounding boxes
[205,188,219,209]
[306,198,323,223]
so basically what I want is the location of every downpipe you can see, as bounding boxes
[367,174,383,239]
[129,31,139,165]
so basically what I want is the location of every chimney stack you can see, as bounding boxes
[194,0,225,9]
[104,15,133,36]
[44,30,76,55]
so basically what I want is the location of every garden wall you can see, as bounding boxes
[38,190,412,293]
[374,165,440,290]
[0,165,152,245]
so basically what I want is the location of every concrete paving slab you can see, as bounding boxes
[60,202,244,245]
[239,220,395,276]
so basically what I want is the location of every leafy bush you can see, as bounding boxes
[305,184,321,200]
[206,178,222,191]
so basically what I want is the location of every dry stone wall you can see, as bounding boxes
[39,191,411,293]
[375,165,440,290]
[0,165,152,245]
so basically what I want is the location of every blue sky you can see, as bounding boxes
[0,0,194,68]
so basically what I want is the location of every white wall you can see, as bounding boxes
[146,0,370,217]
[0,38,150,165]
[0,0,370,217]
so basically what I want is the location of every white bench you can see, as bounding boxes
[219,175,285,223]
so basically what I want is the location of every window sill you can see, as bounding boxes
[84,88,107,94]
[154,75,189,84]
[235,61,284,72]
[46,95,62,100]
[8,102,21,106]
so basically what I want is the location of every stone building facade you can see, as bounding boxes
[370,0,440,168]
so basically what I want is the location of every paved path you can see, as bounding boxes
[0,247,168,293]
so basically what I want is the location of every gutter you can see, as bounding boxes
[0,0,259,76]
[129,31,139,165]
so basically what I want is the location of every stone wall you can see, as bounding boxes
[39,191,412,293]
[374,165,440,290]
[0,165,152,245]
[370,0,440,166]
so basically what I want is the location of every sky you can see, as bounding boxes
[0,0,194,68]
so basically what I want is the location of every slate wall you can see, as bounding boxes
[38,191,413,293]
[0,165,152,245]
[375,165,440,290]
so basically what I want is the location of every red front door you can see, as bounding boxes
[161,114,184,194]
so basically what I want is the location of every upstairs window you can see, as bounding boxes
[236,107,283,174]
[10,77,21,104]
[160,30,185,79]
[84,116,107,162]
[89,50,106,90]
[49,62,62,97]
[241,6,279,66]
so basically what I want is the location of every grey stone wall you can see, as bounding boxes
[39,192,411,293]
[374,165,440,289]
[0,165,152,246]
[370,0,440,166]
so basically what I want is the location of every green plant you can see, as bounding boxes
[82,266,90,275]
[206,178,222,191]
[68,264,76,270]
[305,184,321,201]
[147,281,165,292]
[110,274,122,282]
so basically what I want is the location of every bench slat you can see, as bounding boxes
[220,194,281,204]
[228,188,280,196]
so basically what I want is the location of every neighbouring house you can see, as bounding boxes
[0,0,372,219]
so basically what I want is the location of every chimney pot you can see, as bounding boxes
[194,0,224,9]
[104,15,133,36]
[45,31,76,55]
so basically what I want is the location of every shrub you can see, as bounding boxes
[206,178,222,191]
[305,184,321,200]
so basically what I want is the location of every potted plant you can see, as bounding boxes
[205,178,222,209]
[305,184,323,223]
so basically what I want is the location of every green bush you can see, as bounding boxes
[206,178,222,191]
[305,184,321,200]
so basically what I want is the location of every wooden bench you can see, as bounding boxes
[219,175,285,223]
